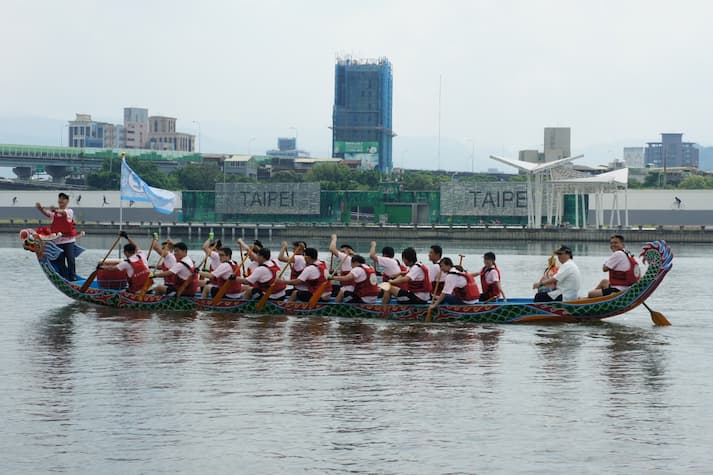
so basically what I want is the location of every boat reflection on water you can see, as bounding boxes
[533,320,671,394]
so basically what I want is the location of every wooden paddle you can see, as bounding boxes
[256,255,294,310]
[642,301,671,326]
[199,233,219,271]
[308,256,345,308]
[137,234,160,302]
[308,279,330,307]
[239,246,247,277]
[80,235,122,292]
[425,269,442,322]
[211,252,251,305]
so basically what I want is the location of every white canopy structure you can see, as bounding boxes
[489,154,584,228]
[551,167,629,228]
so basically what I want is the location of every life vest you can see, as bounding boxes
[406,263,432,294]
[353,265,380,298]
[305,261,333,295]
[380,258,407,292]
[254,260,287,293]
[609,250,641,287]
[449,270,480,301]
[479,265,502,297]
[215,261,242,295]
[50,211,77,237]
[175,260,198,296]
[160,259,175,286]
[126,255,150,293]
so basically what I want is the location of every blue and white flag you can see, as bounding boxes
[120,158,176,215]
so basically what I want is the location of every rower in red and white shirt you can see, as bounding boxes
[236,247,286,300]
[198,247,242,299]
[427,245,446,293]
[429,257,481,310]
[381,247,432,304]
[280,247,332,303]
[151,239,176,286]
[329,233,356,301]
[332,255,380,304]
[369,241,406,289]
[587,234,641,298]
[279,240,308,297]
[97,234,150,293]
[152,242,198,297]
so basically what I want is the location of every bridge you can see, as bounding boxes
[0,144,204,183]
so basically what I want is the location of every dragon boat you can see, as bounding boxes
[22,235,672,324]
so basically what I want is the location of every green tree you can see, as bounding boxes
[86,157,176,190]
[678,175,713,189]
[305,163,353,190]
[172,163,223,190]
[270,170,303,183]
[643,171,663,188]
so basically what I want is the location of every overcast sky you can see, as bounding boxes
[3,0,713,170]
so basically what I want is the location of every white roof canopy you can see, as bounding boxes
[551,167,628,185]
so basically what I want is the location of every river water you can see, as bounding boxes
[1,234,712,474]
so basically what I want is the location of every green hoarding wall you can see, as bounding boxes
[181,188,587,226]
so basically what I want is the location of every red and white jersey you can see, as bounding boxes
[52,208,76,245]
[376,256,402,279]
[162,252,177,270]
[211,261,242,298]
[291,255,308,290]
[169,256,195,281]
[247,260,286,299]
[208,250,221,271]
[116,250,148,278]
[335,251,353,273]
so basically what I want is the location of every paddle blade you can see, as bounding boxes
[211,281,231,305]
[80,270,98,292]
[256,285,273,310]
[651,310,672,326]
[425,307,434,322]
[138,278,154,302]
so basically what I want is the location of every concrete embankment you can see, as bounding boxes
[3,220,713,244]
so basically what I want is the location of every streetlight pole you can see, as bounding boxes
[466,138,475,173]
[192,120,201,153]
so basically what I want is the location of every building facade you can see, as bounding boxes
[644,133,699,168]
[544,127,571,162]
[124,107,149,149]
[623,147,645,168]
[332,56,394,172]
[266,136,309,159]
[147,116,195,152]
[67,114,118,148]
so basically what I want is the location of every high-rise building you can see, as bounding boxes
[67,113,118,148]
[544,127,571,161]
[147,115,195,152]
[124,107,149,149]
[644,133,699,168]
[623,147,645,168]
[332,56,394,172]
[266,136,310,159]
[518,149,543,164]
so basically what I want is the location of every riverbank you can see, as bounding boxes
[3,219,713,243]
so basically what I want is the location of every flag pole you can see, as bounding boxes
[118,151,125,257]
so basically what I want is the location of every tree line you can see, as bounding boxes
[86,158,713,191]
